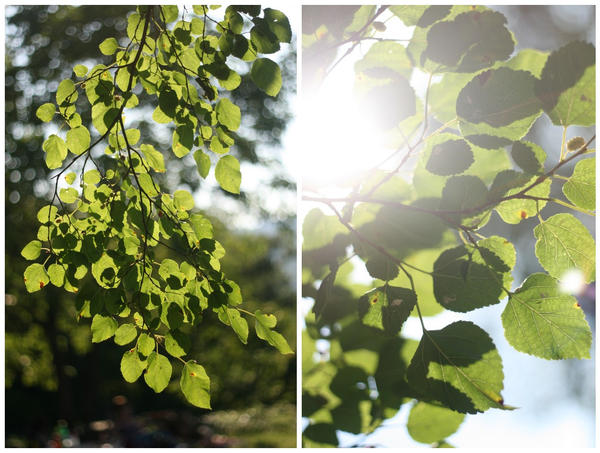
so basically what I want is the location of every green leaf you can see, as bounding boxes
[56,78,77,105]
[457,68,542,144]
[24,263,49,293]
[426,139,474,176]
[137,333,155,357]
[407,402,465,444]
[511,140,546,174]
[364,251,399,281]
[217,307,248,344]
[433,236,515,312]
[73,64,88,77]
[563,157,595,211]
[65,172,77,185]
[250,58,282,96]
[83,169,101,185]
[303,423,338,448]
[173,190,195,211]
[99,37,119,55]
[502,273,592,359]
[424,10,514,72]
[216,98,241,131]
[494,178,551,224]
[66,126,91,155]
[355,41,413,80]
[250,20,280,54]
[535,41,595,126]
[161,5,179,23]
[534,213,595,283]
[215,155,241,194]
[389,6,431,26]
[193,150,211,178]
[440,175,488,221]
[121,349,146,383]
[91,314,118,343]
[47,263,65,287]
[21,240,42,260]
[158,89,178,119]
[254,309,293,354]
[189,213,213,241]
[59,188,79,204]
[144,352,172,393]
[91,253,118,288]
[264,8,291,43]
[358,286,416,335]
[140,144,165,173]
[43,134,68,170]
[180,362,211,409]
[37,205,58,224]
[114,324,138,345]
[172,125,193,157]
[36,103,56,122]
[165,330,191,357]
[138,173,158,197]
[407,321,508,414]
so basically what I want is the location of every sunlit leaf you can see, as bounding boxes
[180,362,211,408]
[43,134,68,170]
[407,321,508,414]
[91,314,118,343]
[407,402,465,444]
[144,352,172,393]
[563,157,595,211]
[24,263,49,293]
[250,58,282,96]
[502,273,592,359]
[215,155,241,194]
[254,309,293,354]
[535,41,595,126]
[36,103,56,122]
[534,213,595,283]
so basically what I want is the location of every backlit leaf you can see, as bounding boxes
[250,58,282,96]
[114,323,138,345]
[502,273,592,359]
[43,135,68,170]
[433,236,515,312]
[180,362,211,408]
[254,309,293,354]
[140,144,165,173]
[407,402,465,444]
[535,41,595,126]
[216,98,241,131]
[215,155,241,194]
[21,240,42,260]
[534,213,595,283]
[91,314,118,343]
[563,157,595,211]
[24,263,49,293]
[121,349,146,383]
[99,37,119,55]
[407,321,508,414]
[144,352,172,393]
[36,103,56,122]
[358,286,416,335]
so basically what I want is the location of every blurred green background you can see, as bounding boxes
[5,5,297,447]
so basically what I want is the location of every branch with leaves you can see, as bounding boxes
[302,5,595,447]
[23,5,293,410]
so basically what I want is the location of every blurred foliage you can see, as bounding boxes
[5,5,296,447]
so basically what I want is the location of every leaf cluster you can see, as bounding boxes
[302,5,595,447]
[25,5,294,409]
